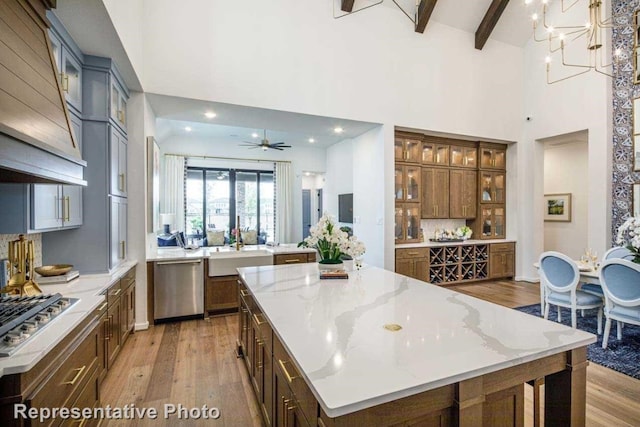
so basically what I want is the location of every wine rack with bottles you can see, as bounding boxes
[423,243,497,286]
[395,243,513,284]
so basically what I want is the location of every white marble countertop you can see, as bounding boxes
[396,238,516,249]
[237,263,595,418]
[0,261,137,377]
[146,244,316,262]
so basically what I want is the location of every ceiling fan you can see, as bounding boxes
[240,130,292,151]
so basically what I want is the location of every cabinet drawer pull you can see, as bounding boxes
[120,241,126,259]
[104,317,110,341]
[63,365,86,386]
[284,259,300,263]
[64,196,71,221]
[253,313,266,326]
[119,173,126,192]
[111,288,122,297]
[97,302,108,312]
[407,252,419,256]
[240,289,250,298]
[278,359,299,383]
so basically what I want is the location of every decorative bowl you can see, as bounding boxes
[35,264,73,277]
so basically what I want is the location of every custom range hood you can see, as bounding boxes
[0,0,85,186]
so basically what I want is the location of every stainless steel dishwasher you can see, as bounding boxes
[154,258,204,322]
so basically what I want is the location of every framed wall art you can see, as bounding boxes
[544,193,572,222]
[147,136,160,232]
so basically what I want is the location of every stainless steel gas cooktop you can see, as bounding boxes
[0,293,78,357]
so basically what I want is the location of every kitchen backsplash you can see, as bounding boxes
[0,234,42,267]
[421,219,466,241]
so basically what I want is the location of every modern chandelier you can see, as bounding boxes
[528,0,621,84]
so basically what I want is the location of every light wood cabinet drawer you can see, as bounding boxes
[106,280,122,306]
[396,247,429,259]
[121,267,135,289]
[26,319,100,426]
[59,363,100,427]
[490,242,514,253]
[252,308,272,353]
[273,335,317,425]
[274,253,309,265]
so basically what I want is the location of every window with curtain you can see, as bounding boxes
[185,167,274,243]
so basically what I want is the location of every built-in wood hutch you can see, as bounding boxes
[394,131,513,284]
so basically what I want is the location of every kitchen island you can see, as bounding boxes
[237,263,594,426]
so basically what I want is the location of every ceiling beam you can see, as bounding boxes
[475,0,509,50]
[341,0,355,13]
[415,0,438,34]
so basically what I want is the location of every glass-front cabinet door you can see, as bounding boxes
[480,171,505,204]
[422,143,449,165]
[395,137,421,163]
[395,166,421,202]
[450,146,477,168]
[480,147,506,169]
[480,206,505,239]
[395,204,421,243]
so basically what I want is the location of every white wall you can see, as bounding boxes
[138,1,524,141]
[126,92,157,330]
[516,2,612,281]
[324,140,354,221]
[324,127,385,267]
[158,134,326,243]
[543,141,589,258]
[103,0,525,271]
[101,0,145,85]
[352,126,385,268]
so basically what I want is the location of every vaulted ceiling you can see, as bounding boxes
[340,0,534,49]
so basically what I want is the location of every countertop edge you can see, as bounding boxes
[146,245,316,262]
[0,260,138,377]
[396,239,516,249]
[320,335,595,418]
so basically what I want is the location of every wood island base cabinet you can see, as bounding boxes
[238,277,586,427]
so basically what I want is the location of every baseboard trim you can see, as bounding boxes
[135,321,150,331]
[516,276,539,283]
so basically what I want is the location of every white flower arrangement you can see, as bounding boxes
[299,213,366,264]
[616,216,640,262]
[455,226,473,240]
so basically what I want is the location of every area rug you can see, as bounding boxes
[515,304,640,379]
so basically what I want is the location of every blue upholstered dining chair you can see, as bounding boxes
[582,246,634,298]
[597,259,640,349]
[538,251,603,332]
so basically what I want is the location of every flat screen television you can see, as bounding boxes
[338,193,353,223]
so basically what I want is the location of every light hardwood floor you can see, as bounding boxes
[101,280,640,426]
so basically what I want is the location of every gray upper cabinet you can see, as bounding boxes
[83,55,129,134]
[32,185,83,231]
[110,196,128,269]
[42,53,129,273]
[110,80,128,132]
[48,12,83,114]
[110,128,127,197]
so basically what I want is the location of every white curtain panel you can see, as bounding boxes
[161,155,185,232]
[275,162,293,243]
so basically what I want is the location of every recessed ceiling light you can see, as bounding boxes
[305,172,311,176]
[333,127,344,134]
[185,126,192,132]
[308,138,315,143]
[204,111,216,119]
[251,132,259,138]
